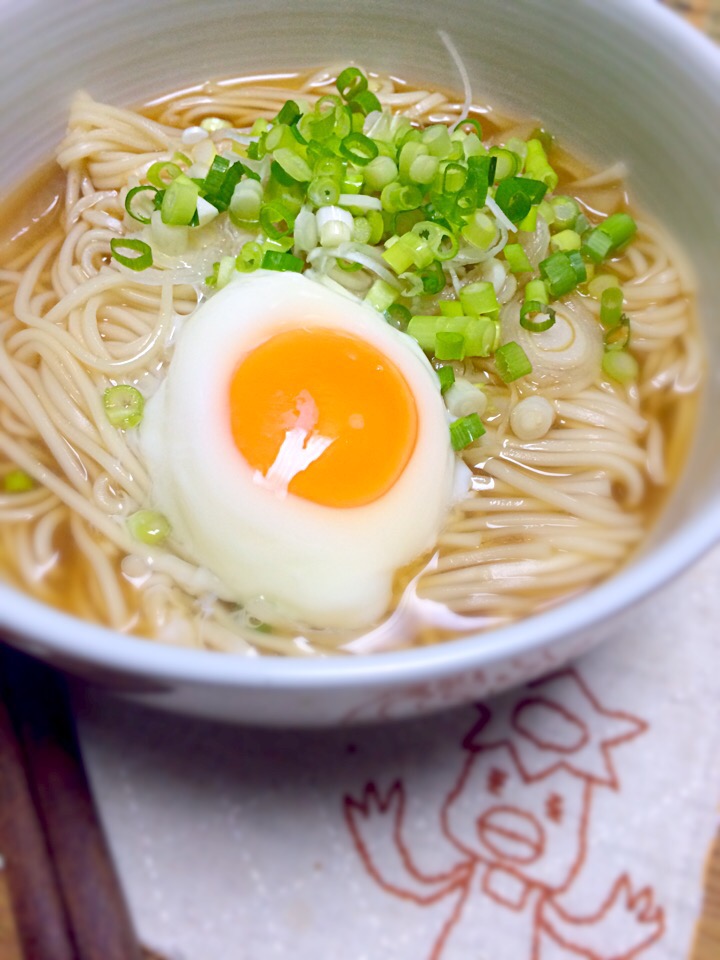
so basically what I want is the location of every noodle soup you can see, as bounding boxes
[0,68,701,656]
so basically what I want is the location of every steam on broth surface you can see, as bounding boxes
[0,67,701,655]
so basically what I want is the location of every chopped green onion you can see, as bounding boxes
[518,205,538,233]
[230,180,263,222]
[525,278,549,304]
[382,232,433,272]
[455,186,478,215]
[110,238,153,271]
[567,250,587,284]
[519,300,556,332]
[418,259,446,295]
[259,201,296,239]
[412,221,458,261]
[549,195,580,230]
[127,510,171,546]
[588,273,621,299]
[440,161,467,194]
[124,185,158,224]
[600,286,624,329]
[435,331,465,360]
[582,228,615,263]
[450,413,486,451]
[407,315,496,357]
[351,216,371,244]
[550,229,581,252]
[340,132,379,166]
[363,155,399,191]
[459,281,500,318]
[584,212,637,264]
[276,99,301,125]
[214,255,237,289]
[461,211,496,250]
[455,117,483,139]
[605,319,631,351]
[488,147,520,181]
[602,349,638,384]
[422,124,453,158]
[439,300,464,317]
[365,209,384,245]
[208,161,250,213]
[399,141,428,181]
[161,176,200,226]
[504,243,533,273]
[349,89,381,115]
[3,469,34,493]
[539,251,578,298]
[236,241,263,273]
[467,154,496,208]
[365,278,398,312]
[200,116,231,132]
[336,66,368,101]
[203,155,230,195]
[495,341,532,382]
[575,212,591,237]
[494,177,548,224]
[598,212,637,249]
[381,181,423,213]
[146,161,183,189]
[524,139,559,190]
[384,303,411,331]
[308,177,341,206]
[273,147,313,183]
[437,365,456,393]
[103,384,145,429]
[261,250,304,272]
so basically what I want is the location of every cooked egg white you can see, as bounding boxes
[139,270,464,629]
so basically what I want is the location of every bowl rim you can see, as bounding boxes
[1,0,720,689]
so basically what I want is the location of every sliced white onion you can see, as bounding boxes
[309,241,402,289]
[149,210,189,257]
[519,214,550,268]
[500,294,603,398]
[479,257,508,294]
[485,194,517,233]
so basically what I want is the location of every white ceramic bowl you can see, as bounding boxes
[1,0,719,725]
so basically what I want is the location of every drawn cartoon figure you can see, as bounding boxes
[344,669,664,960]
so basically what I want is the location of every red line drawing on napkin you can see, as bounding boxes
[344,669,665,959]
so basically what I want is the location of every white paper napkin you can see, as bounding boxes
[74,543,720,960]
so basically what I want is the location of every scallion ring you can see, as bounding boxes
[110,238,153,272]
[519,300,557,333]
[103,384,145,429]
[146,161,183,189]
[336,66,368,101]
[127,510,171,546]
[124,185,158,224]
[259,201,296,240]
[340,132,379,166]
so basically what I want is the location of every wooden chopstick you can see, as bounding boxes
[0,642,142,960]
[0,678,77,959]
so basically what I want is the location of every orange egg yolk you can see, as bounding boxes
[229,328,418,508]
